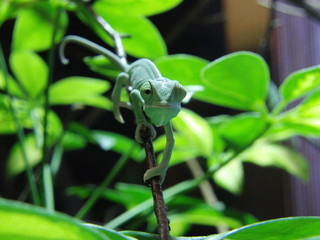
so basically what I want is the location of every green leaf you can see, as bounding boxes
[201,51,269,112]
[90,131,143,162]
[94,0,182,16]
[219,112,268,150]
[84,56,121,80]
[154,54,209,102]
[0,198,108,240]
[10,50,48,98]
[210,217,320,240]
[6,134,42,178]
[61,131,87,150]
[170,205,244,237]
[0,69,25,98]
[49,76,112,110]
[12,2,68,51]
[171,108,213,158]
[85,224,135,240]
[93,10,167,59]
[279,89,320,136]
[241,143,308,182]
[280,65,320,104]
[106,183,151,209]
[213,158,244,195]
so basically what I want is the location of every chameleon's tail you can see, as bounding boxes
[59,35,127,72]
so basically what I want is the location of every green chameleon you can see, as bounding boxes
[59,35,186,184]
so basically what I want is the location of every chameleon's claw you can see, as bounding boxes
[143,165,167,184]
[114,110,125,124]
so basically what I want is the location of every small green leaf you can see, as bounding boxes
[201,52,269,112]
[49,76,112,109]
[12,2,68,51]
[0,69,25,98]
[280,89,320,136]
[6,134,42,178]
[0,198,108,240]
[61,131,87,150]
[10,50,48,98]
[219,113,268,150]
[91,131,143,161]
[241,143,308,182]
[154,133,199,166]
[84,56,121,80]
[172,108,213,158]
[94,0,182,16]
[170,205,243,237]
[213,158,244,195]
[211,217,320,240]
[93,10,167,59]
[280,65,320,104]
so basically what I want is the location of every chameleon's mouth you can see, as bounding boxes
[144,104,178,108]
[144,104,181,126]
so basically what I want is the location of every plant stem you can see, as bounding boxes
[43,164,54,212]
[186,158,228,233]
[140,124,171,240]
[76,144,134,219]
[40,6,62,209]
[0,44,41,205]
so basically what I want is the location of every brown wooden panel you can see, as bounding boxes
[224,0,270,52]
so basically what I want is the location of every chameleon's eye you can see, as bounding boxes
[140,82,153,100]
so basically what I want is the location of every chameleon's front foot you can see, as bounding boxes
[143,165,167,184]
[135,122,156,143]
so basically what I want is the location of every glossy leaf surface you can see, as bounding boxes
[241,143,308,182]
[280,65,320,104]
[0,198,108,240]
[219,113,267,150]
[10,50,48,98]
[94,0,182,16]
[172,108,213,158]
[210,217,320,240]
[49,76,112,109]
[12,2,67,51]
[201,52,269,112]
[279,89,320,136]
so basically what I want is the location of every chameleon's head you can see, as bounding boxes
[140,79,187,127]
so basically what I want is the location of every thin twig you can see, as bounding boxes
[140,124,171,240]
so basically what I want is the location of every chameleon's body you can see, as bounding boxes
[60,36,186,184]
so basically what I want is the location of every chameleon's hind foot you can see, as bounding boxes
[143,165,167,184]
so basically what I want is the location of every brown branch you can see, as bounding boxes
[140,124,171,240]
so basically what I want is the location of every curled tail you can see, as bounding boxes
[59,35,127,72]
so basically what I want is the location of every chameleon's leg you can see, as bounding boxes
[130,89,156,143]
[143,122,174,184]
[111,72,129,123]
